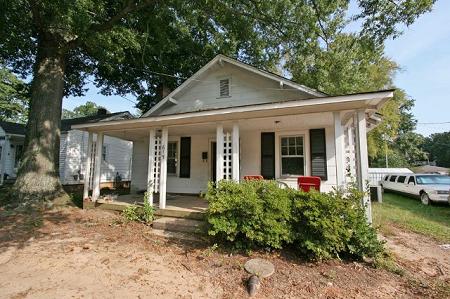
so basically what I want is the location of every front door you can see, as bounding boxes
[211,141,216,182]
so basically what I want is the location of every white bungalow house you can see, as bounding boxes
[73,55,394,221]
[0,110,134,189]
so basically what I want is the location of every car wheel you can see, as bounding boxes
[420,192,430,205]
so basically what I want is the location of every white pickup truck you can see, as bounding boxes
[380,173,450,205]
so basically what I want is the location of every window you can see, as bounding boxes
[102,145,107,161]
[389,175,397,182]
[167,141,177,175]
[384,175,389,181]
[416,175,450,185]
[408,176,415,184]
[281,136,304,176]
[397,176,406,183]
[219,78,230,97]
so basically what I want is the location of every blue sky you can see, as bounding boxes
[63,0,450,136]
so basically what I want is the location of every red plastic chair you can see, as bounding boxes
[244,175,264,181]
[297,176,321,192]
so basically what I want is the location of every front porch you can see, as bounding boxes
[75,91,394,223]
[84,193,207,220]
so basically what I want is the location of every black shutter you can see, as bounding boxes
[179,137,191,178]
[261,132,275,179]
[310,129,327,180]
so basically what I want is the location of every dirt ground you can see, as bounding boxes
[0,207,449,299]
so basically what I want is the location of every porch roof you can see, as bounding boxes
[72,89,394,134]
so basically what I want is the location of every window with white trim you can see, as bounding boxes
[167,141,177,175]
[219,78,230,97]
[280,136,305,176]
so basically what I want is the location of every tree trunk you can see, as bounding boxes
[13,36,68,202]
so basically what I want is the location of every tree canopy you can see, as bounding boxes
[0,0,436,200]
[62,101,107,119]
[0,68,28,123]
[423,132,450,167]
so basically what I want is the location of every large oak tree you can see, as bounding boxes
[0,0,435,201]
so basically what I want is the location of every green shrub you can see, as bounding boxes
[291,185,383,260]
[205,180,384,261]
[122,205,140,222]
[205,180,292,249]
[141,196,154,224]
[122,193,154,224]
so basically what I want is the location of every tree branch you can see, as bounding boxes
[311,0,330,51]
[67,0,157,49]
[89,0,156,33]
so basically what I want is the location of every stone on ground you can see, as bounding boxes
[244,258,275,278]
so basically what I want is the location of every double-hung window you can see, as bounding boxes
[167,141,177,175]
[281,136,304,176]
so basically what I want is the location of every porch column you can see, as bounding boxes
[232,123,240,181]
[334,111,346,187]
[159,127,168,209]
[216,124,224,183]
[354,110,372,222]
[146,128,156,206]
[92,132,104,201]
[347,125,355,178]
[82,132,93,200]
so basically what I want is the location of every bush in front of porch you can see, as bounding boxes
[205,180,293,250]
[205,180,384,261]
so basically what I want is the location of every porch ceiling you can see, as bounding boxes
[99,112,336,141]
[72,89,394,141]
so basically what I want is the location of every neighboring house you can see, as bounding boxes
[73,54,394,221]
[0,121,26,184]
[413,165,449,175]
[0,109,134,188]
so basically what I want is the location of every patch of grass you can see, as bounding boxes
[69,193,83,208]
[373,193,450,242]
[374,254,405,276]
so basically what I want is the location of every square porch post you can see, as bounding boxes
[92,132,104,201]
[146,128,156,206]
[354,110,372,222]
[334,111,346,187]
[82,131,93,200]
[0,136,8,186]
[216,124,224,183]
[232,123,240,181]
[159,127,168,209]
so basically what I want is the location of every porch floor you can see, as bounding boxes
[95,193,208,213]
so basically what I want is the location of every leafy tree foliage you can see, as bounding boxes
[62,101,107,119]
[0,0,436,200]
[287,32,423,167]
[0,68,28,123]
[423,132,450,167]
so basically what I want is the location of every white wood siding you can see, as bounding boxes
[130,139,149,192]
[152,63,311,116]
[130,126,338,194]
[60,130,132,185]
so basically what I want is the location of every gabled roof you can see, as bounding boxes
[1,111,134,136]
[0,121,26,136]
[62,111,133,132]
[142,54,327,117]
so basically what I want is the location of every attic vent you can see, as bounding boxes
[219,78,230,97]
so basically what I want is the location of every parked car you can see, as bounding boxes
[380,173,450,205]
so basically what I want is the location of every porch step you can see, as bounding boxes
[154,208,205,220]
[152,217,206,234]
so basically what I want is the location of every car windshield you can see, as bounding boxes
[416,175,450,185]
